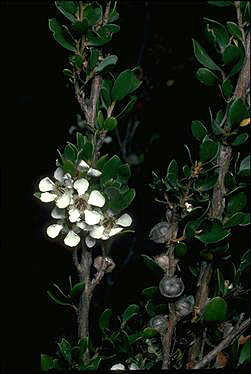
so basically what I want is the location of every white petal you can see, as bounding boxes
[39,177,55,192]
[89,225,104,239]
[47,224,63,238]
[40,192,57,202]
[85,236,96,248]
[111,363,125,370]
[87,168,102,177]
[68,207,81,223]
[74,178,89,196]
[64,230,80,247]
[88,190,105,207]
[109,227,124,237]
[56,190,72,209]
[115,213,132,227]
[76,221,88,230]
[78,160,89,169]
[84,210,102,225]
[54,167,64,182]
[51,206,65,219]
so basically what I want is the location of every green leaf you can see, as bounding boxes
[55,1,78,22]
[196,68,219,86]
[199,139,219,163]
[224,212,246,228]
[48,18,76,52]
[64,143,76,162]
[118,330,132,354]
[223,45,240,65]
[109,5,119,22]
[145,299,156,317]
[192,39,221,70]
[117,164,131,183]
[222,79,233,98]
[227,22,243,41]
[191,120,208,142]
[69,281,85,298]
[63,68,73,77]
[86,357,102,370]
[231,133,249,146]
[236,249,250,284]
[183,165,191,178]
[78,337,89,355]
[76,132,86,150]
[239,339,250,365]
[174,242,188,257]
[238,155,250,177]
[58,338,72,365]
[108,188,135,213]
[87,49,99,76]
[143,327,158,338]
[47,290,71,307]
[99,308,113,334]
[227,191,247,215]
[41,354,54,370]
[203,297,227,322]
[141,254,162,273]
[166,159,178,186]
[102,24,120,34]
[97,110,104,128]
[72,19,88,34]
[227,41,245,79]
[195,172,218,191]
[96,154,109,171]
[115,96,137,120]
[103,117,117,131]
[121,304,140,328]
[128,332,143,344]
[207,1,234,7]
[96,55,118,75]
[82,142,93,160]
[100,155,122,185]
[87,29,112,47]
[84,3,102,26]
[184,219,201,239]
[141,286,159,299]
[112,70,134,101]
[239,213,250,226]
[63,159,76,177]
[196,220,230,244]
[211,108,225,135]
[203,18,229,49]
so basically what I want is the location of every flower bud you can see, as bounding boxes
[149,222,172,244]
[175,295,194,318]
[159,275,184,298]
[149,314,168,333]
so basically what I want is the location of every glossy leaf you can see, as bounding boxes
[207,1,234,7]
[109,4,119,22]
[227,192,247,215]
[96,55,118,75]
[100,155,122,185]
[64,143,76,162]
[99,308,113,334]
[183,165,191,177]
[87,49,99,76]
[84,3,102,26]
[41,354,54,370]
[72,19,88,34]
[195,220,230,244]
[211,108,225,135]
[69,281,85,298]
[227,21,243,40]
[239,213,250,226]
[58,338,72,364]
[121,304,140,328]
[87,29,112,47]
[223,45,240,65]
[117,164,131,183]
[112,70,134,101]
[103,117,117,131]
[55,1,78,22]
[195,172,218,191]
[78,337,89,355]
[224,212,246,228]
[236,249,250,284]
[76,132,86,150]
[63,159,76,177]
[238,155,250,177]
[175,242,188,257]
[222,79,233,98]
[239,340,250,365]
[200,139,219,163]
[191,120,208,142]
[203,17,229,49]
[227,41,245,79]
[96,154,109,171]
[97,110,104,128]
[192,39,221,70]
[108,188,135,213]
[82,142,93,160]
[202,297,227,322]
[115,96,137,120]
[196,68,219,86]
[47,290,71,307]
[141,254,162,273]
[231,133,249,146]
[141,286,159,299]
[48,19,76,52]
[145,299,156,317]
[166,159,178,186]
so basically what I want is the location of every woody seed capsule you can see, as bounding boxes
[159,275,184,298]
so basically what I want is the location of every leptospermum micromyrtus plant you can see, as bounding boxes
[36,1,250,371]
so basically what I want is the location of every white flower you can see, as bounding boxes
[185,202,193,212]
[78,160,102,177]
[39,168,73,209]
[111,363,125,370]
[46,220,82,247]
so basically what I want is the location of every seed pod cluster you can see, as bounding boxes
[149,222,172,244]
[149,314,168,333]
[175,295,195,318]
[159,275,184,298]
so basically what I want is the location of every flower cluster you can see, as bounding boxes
[37,160,132,247]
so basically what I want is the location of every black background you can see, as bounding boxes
[1,1,245,371]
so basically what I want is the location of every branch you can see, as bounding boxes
[90,75,102,128]
[234,31,250,100]
[193,317,250,369]
[161,304,177,369]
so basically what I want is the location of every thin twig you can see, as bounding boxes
[193,317,250,369]
[161,304,177,369]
